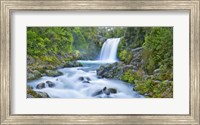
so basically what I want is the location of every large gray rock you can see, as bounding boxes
[96,62,126,79]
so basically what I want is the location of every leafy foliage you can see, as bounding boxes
[142,27,173,74]
[27,27,74,65]
[118,49,133,64]
[72,27,88,52]
[27,27,105,65]
[118,27,173,98]
[121,69,135,83]
[117,27,151,61]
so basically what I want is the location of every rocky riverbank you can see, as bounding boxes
[96,47,173,98]
[27,85,49,98]
[27,57,83,82]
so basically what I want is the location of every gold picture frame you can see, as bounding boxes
[0,0,199,124]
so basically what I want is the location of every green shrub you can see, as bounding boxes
[121,69,135,83]
[142,27,173,74]
[134,78,173,98]
[118,49,133,64]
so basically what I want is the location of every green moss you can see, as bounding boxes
[118,50,133,64]
[45,70,63,77]
[27,89,43,98]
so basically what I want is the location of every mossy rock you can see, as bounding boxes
[27,70,42,81]
[45,70,63,77]
[27,89,49,98]
[27,85,33,90]
[64,61,83,67]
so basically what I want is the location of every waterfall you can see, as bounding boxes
[99,38,120,62]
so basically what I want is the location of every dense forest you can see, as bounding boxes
[27,27,173,98]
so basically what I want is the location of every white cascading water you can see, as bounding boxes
[99,38,120,62]
[28,67,143,98]
[27,38,143,98]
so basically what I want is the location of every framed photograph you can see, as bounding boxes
[0,0,199,124]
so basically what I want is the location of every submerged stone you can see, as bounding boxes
[36,83,45,89]
[46,81,55,88]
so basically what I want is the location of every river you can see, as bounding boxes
[27,61,143,98]
[27,38,143,98]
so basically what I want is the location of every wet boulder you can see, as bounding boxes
[102,87,117,95]
[102,87,110,95]
[36,91,50,98]
[96,62,125,79]
[78,77,84,81]
[108,88,117,94]
[36,82,45,89]
[45,70,63,77]
[46,81,55,88]
[78,76,91,83]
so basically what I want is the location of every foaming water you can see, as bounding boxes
[28,64,143,98]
